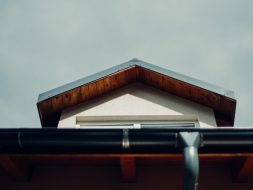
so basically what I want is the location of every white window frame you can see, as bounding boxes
[75,115,200,129]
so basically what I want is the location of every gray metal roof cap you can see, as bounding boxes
[38,59,235,103]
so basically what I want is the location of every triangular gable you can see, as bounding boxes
[37,59,236,127]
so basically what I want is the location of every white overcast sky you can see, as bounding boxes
[0,0,253,128]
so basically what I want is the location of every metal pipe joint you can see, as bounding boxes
[179,132,200,190]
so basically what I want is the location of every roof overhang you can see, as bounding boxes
[37,59,236,127]
[0,127,253,182]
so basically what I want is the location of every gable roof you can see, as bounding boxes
[37,59,236,127]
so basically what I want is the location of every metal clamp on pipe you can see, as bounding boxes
[122,129,130,149]
[179,132,200,190]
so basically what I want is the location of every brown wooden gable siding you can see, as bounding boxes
[37,65,236,127]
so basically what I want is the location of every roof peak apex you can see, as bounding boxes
[129,58,142,62]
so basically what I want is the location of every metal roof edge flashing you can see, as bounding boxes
[38,59,236,103]
[37,60,137,103]
[135,60,235,100]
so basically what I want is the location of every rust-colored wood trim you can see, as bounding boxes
[120,157,136,182]
[231,156,253,182]
[1,153,253,181]
[0,155,32,181]
[38,65,236,128]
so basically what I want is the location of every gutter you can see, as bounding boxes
[1,127,253,190]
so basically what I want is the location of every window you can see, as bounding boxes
[75,115,199,129]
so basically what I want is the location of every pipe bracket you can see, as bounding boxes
[122,129,130,149]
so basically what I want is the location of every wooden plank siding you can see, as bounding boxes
[4,154,253,166]
[0,155,32,181]
[231,156,253,182]
[1,154,253,181]
[120,157,136,182]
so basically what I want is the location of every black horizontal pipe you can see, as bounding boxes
[0,128,253,154]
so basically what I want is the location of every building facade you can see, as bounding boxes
[0,59,253,190]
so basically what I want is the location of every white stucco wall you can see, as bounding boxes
[58,83,217,128]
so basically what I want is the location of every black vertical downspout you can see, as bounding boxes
[179,132,200,190]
